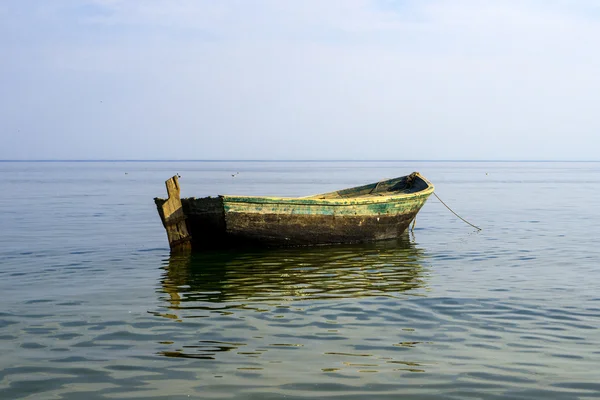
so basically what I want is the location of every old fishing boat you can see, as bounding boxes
[154,172,434,252]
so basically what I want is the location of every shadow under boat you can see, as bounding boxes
[157,235,429,315]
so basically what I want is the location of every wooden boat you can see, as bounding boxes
[154,172,434,252]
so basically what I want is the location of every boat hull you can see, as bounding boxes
[155,173,434,251]
[222,195,429,246]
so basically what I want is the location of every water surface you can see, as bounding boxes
[1,161,600,399]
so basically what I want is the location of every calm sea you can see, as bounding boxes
[1,161,599,399]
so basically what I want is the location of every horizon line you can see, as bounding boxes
[0,159,599,163]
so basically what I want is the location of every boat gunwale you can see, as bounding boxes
[220,188,432,206]
[220,173,434,206]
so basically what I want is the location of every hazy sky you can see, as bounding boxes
[1,0,599,160]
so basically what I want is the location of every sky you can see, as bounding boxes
[1,0,599,160]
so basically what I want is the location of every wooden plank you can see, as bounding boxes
[160,176,191,253]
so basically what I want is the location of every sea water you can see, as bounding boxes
[1,161,599,399]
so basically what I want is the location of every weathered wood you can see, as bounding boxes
[158,176,191,253]
[154,172,434,251]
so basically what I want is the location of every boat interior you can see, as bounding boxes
[306,173,430,200]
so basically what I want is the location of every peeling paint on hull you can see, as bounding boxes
[155,172,434,252]
[225,211,422,246]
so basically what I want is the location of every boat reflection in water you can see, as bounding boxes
[157,235,428,316]
[154,236,431,369]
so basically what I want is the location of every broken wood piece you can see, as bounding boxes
[159,175,192,253]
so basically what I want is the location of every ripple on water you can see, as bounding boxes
[2,203,600,400]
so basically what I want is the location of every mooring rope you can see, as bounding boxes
[433,192,482,231]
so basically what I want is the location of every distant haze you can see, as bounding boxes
[1,1,599,160]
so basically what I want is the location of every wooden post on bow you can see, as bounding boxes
[158,175,191,253]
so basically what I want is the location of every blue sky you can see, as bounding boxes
[1,0,599,160]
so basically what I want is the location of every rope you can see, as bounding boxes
[433,192,482,231]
